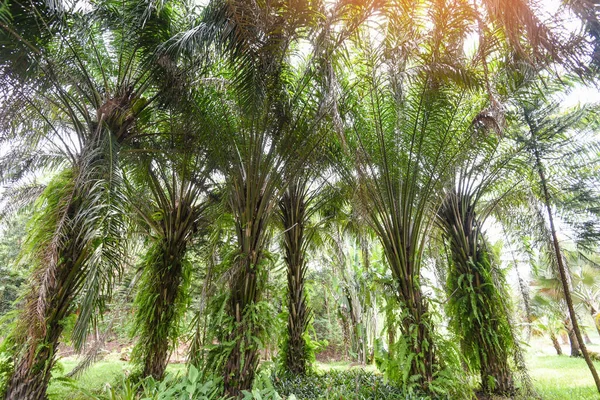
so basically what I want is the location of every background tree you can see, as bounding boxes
[512,90,600,391]
[0,215,28,317]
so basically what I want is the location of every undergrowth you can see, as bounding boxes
[271,369,429,400]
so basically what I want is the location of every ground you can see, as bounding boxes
[525,336,600,400]
[46,337,600,399]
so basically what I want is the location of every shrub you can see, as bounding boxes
[271,369,424,400]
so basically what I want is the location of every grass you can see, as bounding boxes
[524,337,600,400]
[47,353,187,399]
[527,354,599,400]
[314,360,377,373]
[46,338,600,399]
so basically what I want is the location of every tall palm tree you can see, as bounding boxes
[215,79,326,394]
[436,138,522,394]
[333,1,483,389]
[0,2,181,397]
[278,173,321,375]
[126,120,217,380]
[512,91,600,392]
[188,0,371,393]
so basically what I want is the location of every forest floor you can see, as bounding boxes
[47,337,600,399]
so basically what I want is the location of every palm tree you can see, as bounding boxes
[332,1,485,389]
[436,142,521,394]
[513,91,600,392]
[126,121,217,381]
[278,173,321,375]
[188,1,370,393]
[216,80,327,394]
[0,2,181,397]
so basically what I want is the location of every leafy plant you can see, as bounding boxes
[272,369,418,400]
[139,365,223,400]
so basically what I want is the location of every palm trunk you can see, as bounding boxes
[222,177,271,396]
[567,321,581,357]
[5,318,63,400]
[360,239,372,364]
[397,287,436,384]
[569,329,581,357]
[533,142,600,393]
[223,258,262,396]
[479,354,514,394]
[5,174,82,400]
[142,338,171,381]
[341,315,351,361]
[135,247,186,381]
[450,264,514,394]
[132,189,197,383]
[381,248,438,387]
[346,289,363,364]
[438,192,515,395]
[550,333,563,355]
[279,185,310,375]
[5,254,79,400]
[386,257,437,384]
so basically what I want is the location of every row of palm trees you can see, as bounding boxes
[0,0,599,399]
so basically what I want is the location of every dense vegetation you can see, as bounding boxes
[1,0,600,399]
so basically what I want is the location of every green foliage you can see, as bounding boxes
[306,268,345,359]
[242,367,284,400]
[68,365,223,400]
[138,365,222,400]
[0,213,28,316]
[272,369,425,400]
[46,359,131,400]
[0,351,13,398]
[374,328,472,399]
[130,243,192,379]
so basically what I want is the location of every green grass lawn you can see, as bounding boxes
[524,337,600,400]
[47,340,600,399]
[47,354,187,399]
[527,354,600,400]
